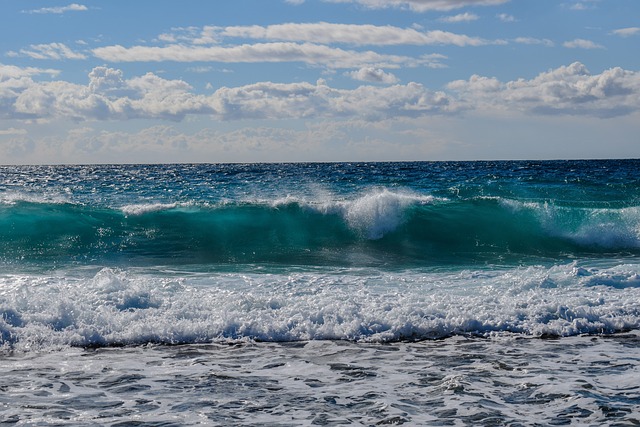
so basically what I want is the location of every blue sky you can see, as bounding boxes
[0,0,638,164]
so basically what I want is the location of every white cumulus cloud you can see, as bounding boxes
[447,62,640,118]
[0,66,459,122]
[3,63,639,124]
[346,67,399,83]
[6,67,212,122]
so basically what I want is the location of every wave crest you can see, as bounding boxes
[121,203,179,216]
[273,189,437,239]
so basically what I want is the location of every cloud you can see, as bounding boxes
[1,66,458,123]
[0,64,60,79]
[568,1,599,11]
[439,13,479,23]
[93,42,442,69]
[513,37,554,47]
[4,119,453,164]
[0,127,27,136]
[447,62,640,118]
[496,13,516,22]
[4,67,212,122]
[3,63,638,125]
[157,23,499,47]
[23,3,88,14]
[14,43,87,60]
[91,22,503,75]
[186,66,233,74]
[345,67,399,83]
[211,80,457,120]
[563,38,604,49]
[325,0,509,12]
[612,27,640,38]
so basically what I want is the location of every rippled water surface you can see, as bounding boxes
[2,334,639,425]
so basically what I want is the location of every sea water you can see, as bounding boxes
[0,161,639,425]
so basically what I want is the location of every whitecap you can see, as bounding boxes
[120,203,179,216]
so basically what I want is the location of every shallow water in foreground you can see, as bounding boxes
[1,334,639,426]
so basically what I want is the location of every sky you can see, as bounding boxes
[0,0,639,164]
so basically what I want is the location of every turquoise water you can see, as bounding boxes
[1,161,639,425]
[1,161,639,270]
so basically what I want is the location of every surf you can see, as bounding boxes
[1,189,639,269]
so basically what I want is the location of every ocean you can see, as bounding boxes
[1,160,639,425]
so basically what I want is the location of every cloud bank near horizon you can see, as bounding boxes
[2,62,638,124]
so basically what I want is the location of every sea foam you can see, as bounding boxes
[501,198,640,249]
[120,203,180,216]
[2,263,639,351]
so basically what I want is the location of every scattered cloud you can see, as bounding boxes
[0,127,27,135]
[14,43,87,60]
[497,13,516,22]
[346,67,399,83]
[159,23,500,47]
[563,38,604,49]
[567,1,599,11]
[438,13,479,23]
[90,22,502,73]
[0,64,60,79]
[186,66,233,74]
[23,3,88,14]
[93,42,443,69]
[324,0,510,12]
[611,27,640,38]
[513,37,554,47]
[157,26,220,45]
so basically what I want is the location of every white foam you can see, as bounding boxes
[0,191,72,206]
[501,199,640,249]
[1,262,639,351]
[568,206,640,248]
[339,189,435,239]
[120,203,179,216]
